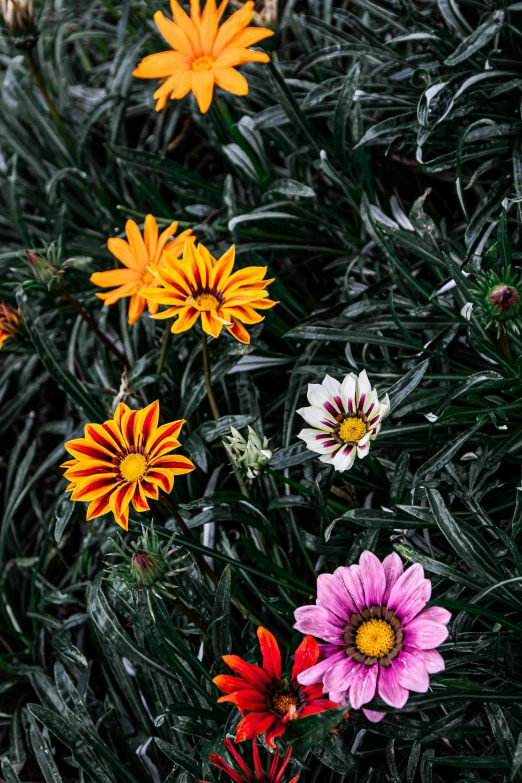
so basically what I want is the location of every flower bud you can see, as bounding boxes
[26,250,62,288]
[130,549,167,587]
[0,0,36,47]
[224,426,272,479]
[0,303,23,350]
[486,284,521,321]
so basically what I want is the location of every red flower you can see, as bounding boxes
[213,627,338,748]
[201,738,300,783]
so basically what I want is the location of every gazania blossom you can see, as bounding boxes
[293,550,451,723]
[0,303,22,350]
[142,240,277,344]
[214,626,338,747]
[201,739,300,783]
[90,215,195,325]
[297,370,390,472]
[132,0,274,113]
[61,401,195,530]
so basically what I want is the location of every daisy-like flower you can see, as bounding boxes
[293,550,451,723]
[214,626,338,747]
[61,401,195,530]
[0,303,22,350]
[132,0,274,114]
[297,370,390,472]
[202,738,300,783]
[90,215,195,325]
[142,240,277,344]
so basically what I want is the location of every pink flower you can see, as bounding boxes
[293,551,451,722]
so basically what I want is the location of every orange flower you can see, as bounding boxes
[61,401,195,530]
[214,627,339,747]
[0,303,22,349]
[90,215,195,325]
[132,0,274,113]
[142,239,277,344]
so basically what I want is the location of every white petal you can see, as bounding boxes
[296,405,336,431]
[322,374,344,407]
[341,373,357,414]
[356,369,372,410]
[378,393,391,419]
[358,431,371,446]
[307,383,342,416]
[357,442,370,458]
[333,445,357,472]
[298,429,339,455]
[319,451,338,466]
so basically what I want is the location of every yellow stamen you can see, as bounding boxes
[338,416,367,444]
[271,691,299,717]
[192,56,214,71]
[119,453,148,482]
[194,293,219,311]
[355,619,395,658]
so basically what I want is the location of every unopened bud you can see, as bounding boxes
[1,0,36,47]
[26,250,62,288]
[486,284,521,321]
[224,426,272,480]
[130,549,166,587]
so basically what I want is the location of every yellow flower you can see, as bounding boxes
[61,400,195,530]
[142,239,277,343]
[0,303,22,349]
[132,0,274,113]
[90,215,195,325]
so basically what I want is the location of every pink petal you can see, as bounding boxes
[323,657,359,693]
[414,606,451,625]
[294,606,345,643]
[394,650,430,693]
[404,619,449,650]
[386,563,431,625]
[363,708,386,722]
[297,650,346,687]
[338,565,365,612]
[348,664,378,710]
[377,663,409,709]
[359,550,386,607]
[330,688,349,705]
[317,572,356,621]
[382,552,403,604]
[404,646,445,675]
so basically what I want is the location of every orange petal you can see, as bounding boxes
[90,268,139,288]
[153,10,196,57]
[125,220,148,270]
[222,656,271,689]
[191,70,215,113]
[107,237,142,272]
[213,67,248,96]
[128,292,146,325]
[226,318,250,344]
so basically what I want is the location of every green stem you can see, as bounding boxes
[156,323,171,375]
[201,333,251,499]
[499,323,513,363]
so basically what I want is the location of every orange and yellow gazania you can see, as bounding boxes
[0,303,22,350]
[142,239,277,343]
[132,0,274,113]
[61,401,195,530]
[90,215,195,325]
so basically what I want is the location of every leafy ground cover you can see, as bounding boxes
[2,0,522,780]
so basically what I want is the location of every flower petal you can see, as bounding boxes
[257,627,281,681]
[377,663,409,709]
[291,634,320,680]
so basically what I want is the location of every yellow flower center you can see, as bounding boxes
[192,56,214,71]
[194,292,219,310]
[271,690,299,717]
[355,619,395,658]
[119,453,148,482]
[338,416,367,443]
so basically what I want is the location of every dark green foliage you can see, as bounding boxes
[2,0,522,781]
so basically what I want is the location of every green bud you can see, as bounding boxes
[223,426,272,479]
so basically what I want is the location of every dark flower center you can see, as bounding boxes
[266,680,307,717]
[343,605,403,667]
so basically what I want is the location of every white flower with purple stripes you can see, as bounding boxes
[296,370,390,472]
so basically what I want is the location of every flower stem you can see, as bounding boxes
[26,50,75,156]
[201,332,221,420]
[201,332,251,499]
[156,323,171,375]
[60,286,126,365]
[499,323,513,363]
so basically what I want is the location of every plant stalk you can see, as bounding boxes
[157,323,171,375]
[60,286,126,365]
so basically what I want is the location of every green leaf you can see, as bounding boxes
[154,739,202,778]
[283,707,347,754]
[54,495,74,544]
[211,564,232,667]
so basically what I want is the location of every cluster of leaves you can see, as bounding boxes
[2,0,522,781]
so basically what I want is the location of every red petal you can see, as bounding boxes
[222,656,271,690]
[213,675,254,695]
[265,719,286,749]
[257,627,281,681]
[218,689,267,712]
[299,700,338,717]
[292,634,320,680]
[235,712,276,743]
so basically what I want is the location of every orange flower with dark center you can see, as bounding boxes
[61,400,195,530]
[90,215,195,325]
[142,239,277,343]
[0,303,22,349]
[214,627,339,747]
[132,0,274,113]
